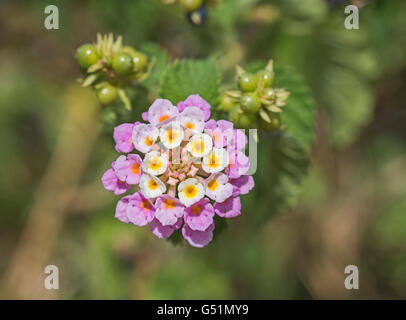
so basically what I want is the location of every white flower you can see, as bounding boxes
[139,174,166,198]
[178,178,204,207]
[202,147,229,173]
[204,173,233,203]
[159,121,184,149]
[141,151,168,176]
[186,133,213,158]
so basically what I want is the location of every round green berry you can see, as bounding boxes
[219,94,237,112]
[111,52,133,75]
[238,72,257,92]
[97,84,118,105]
[262,87,276,100]
[237,112,256,128]
[257,70,275,88]
[241,92,261,113]
[132,51,148,72]
[76,44,99,69]
[179,0,203,12]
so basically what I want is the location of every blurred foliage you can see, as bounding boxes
[1,0,406,300]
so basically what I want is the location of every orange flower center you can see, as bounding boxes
[140,200,151,211]
[131,163,140,174]
[163,198,176,209]
[159,115,170,122]
[191,205,202,215]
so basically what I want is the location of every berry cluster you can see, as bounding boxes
[76,33,150,108]
[219,60,290,131]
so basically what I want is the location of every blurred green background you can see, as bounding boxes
[1,0,406,299]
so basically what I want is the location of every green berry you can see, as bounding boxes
[257,70,275,88]
[76,44,99,69]
[261,87,276,100]
[229,105,241,123]
[237,112,256,128]
[238,72,257,92]
[97,84,118,105]
[131,51,148,72]
[219,94,237,112]
[179,0,203,12]
[112,52,133,75]
[241,92,261,113]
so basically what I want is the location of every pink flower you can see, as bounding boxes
[176,94,211,121]
[115,195,131,223]
[132,123,159,154]
[154,195,185,226]
[149,217,183,239]
[148,99,179,127]
[113,122,137,153]
[112,154,142,185]
[126,192,155,226]
[224,128,247,152]
[226,150,250,178]
[214,196,241,218]
[230,175,255,195]
[179,106,205,134]
[184,198,214,231]
[182,223,214,248]
[101,167,130,195]
[205,120,234,148]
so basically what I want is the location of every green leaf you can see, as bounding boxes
[159,59,220,106]
[246,132,311,225]
[140,43,170,95]
[275,65,316,151]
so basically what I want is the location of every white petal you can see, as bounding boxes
[186,133,213,158]
[159,121,184,149]
[139,174,166,198]
[178,178,204,207]
[142,151,168,176]
[202,148,229,173]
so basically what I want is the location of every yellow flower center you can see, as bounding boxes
[185,122,195,130]
[148,179,159,190]
[149,157,162,170]
[167,129,179,144]
[184,185,198,198]
[207,179,218,191]
[207,154,220,168]
[192,140,204,154]
[144,136,153,146]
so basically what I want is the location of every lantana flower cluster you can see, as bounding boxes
[102,94,255,247]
